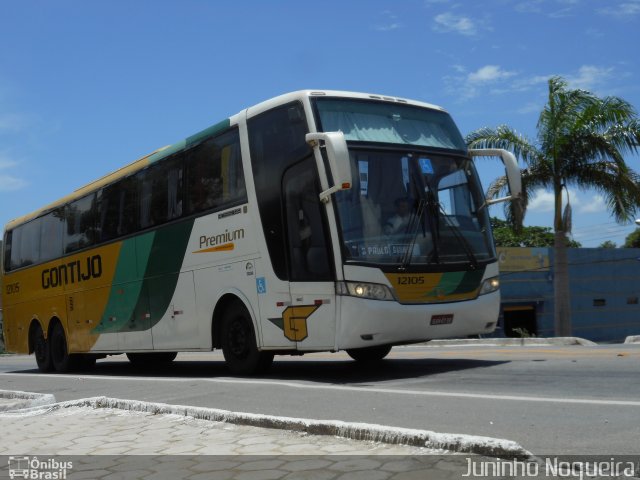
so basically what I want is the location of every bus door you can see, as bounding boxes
[283,158,336,350]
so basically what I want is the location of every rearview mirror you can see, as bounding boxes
[469,148,522,205]
[306,132,352,203]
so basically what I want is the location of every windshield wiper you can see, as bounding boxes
[436,203,479,269]
[399,197,427,269]
[399,160,439,270]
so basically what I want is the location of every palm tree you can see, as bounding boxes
[467,77,640,336]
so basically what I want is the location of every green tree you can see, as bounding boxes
[598,240,617,249]
[491,217,581,247]
[623,229,640,248]
[468,77,640,336]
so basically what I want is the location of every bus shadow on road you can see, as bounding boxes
[10,356,508,384]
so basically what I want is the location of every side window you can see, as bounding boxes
[40,210,64,262]
[138,155,184,229]
[98,177,137,242]
[284,159,333,281]
[19,218,42,267]
[4,230,13,272]
[186,129,245,215]
[9,228,22,270]
[248,102,311,280]
[65,194,97,253]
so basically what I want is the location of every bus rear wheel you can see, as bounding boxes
[346,345,392,363]
[221,302,273,375]
[50,323,76,373]
[32,323,53,373]
[126,352,178,366]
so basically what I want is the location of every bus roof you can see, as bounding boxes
[4,90,447,230]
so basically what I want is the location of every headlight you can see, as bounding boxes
[479,276,500,295]
[336,281,395,301]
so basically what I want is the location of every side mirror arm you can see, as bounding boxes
[306,132,352,203]
[469,148,522,205]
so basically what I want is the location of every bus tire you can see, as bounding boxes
[49,322,78,373]
[31,323,53,373]
[221,302,273,375]
[346,345,392,363]
[126,352,178,366]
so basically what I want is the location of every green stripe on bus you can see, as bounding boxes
[451,269,485,294]
[93,232,155,334]
[145,119,230,165]
[135,218,196,330]
[146,141,187,164]
[434,271,466,295]
[186,119,231,147]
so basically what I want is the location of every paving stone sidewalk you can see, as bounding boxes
[0,406,438,456]
[0,406,484,480]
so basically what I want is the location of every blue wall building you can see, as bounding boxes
[496,247,640,342]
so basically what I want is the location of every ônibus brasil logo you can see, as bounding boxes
[8,456,73,480]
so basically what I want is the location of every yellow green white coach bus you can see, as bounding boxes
[1,90,521,374]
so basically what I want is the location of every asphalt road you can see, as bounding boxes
[1,344,639,456]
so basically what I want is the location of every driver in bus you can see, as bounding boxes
[384,197,412,235]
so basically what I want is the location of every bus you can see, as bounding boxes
[1,90,521,374]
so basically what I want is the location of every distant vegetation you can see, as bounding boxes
[491,217,581,248]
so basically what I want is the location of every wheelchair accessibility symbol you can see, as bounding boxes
[256,277,267,294]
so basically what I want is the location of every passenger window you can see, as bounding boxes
[138,156,184,229]
[40,210,64,262]
[65,194,97,253]
[3,230,13,271]
[97,177,137,242]
[19,218,42,266]
[8,229,21,271]
[186,129,245,215]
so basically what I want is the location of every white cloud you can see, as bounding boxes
[374,11,402,32]
[375,23,401,31]
[528,188,581,213]
[578,194,607,214]
[528,190,555,212]
[444,63,622,104]
[514,1,545,13]
[565,65,614,90]
[445,64,518,100]
[0,174,27,192]
[468,65,517,84]
[433,12,477,36]
[598,1,640,18]
[0,113,33,133]
[0,154,27,192]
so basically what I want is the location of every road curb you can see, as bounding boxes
[423,337,597,347]
[624,335,640,344]
[6,395,532,459]
[0,389,56,412]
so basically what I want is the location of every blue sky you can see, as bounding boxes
[1,0,639,246]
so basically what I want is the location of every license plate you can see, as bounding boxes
[430,314,454,325]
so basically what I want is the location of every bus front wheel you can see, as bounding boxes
[32,323,53,373]
[346,345,392,363]
[221,302,273,375]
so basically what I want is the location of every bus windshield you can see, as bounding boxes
[314,98,466,150]
[332,150,495,267]
[313,97,494,268]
